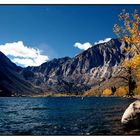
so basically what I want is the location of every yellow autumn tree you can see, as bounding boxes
[133,81,140,95]
[115,86,128,97]
[113,9,140,96]
[102,88,112,96]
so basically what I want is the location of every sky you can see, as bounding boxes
[0,5,140,67]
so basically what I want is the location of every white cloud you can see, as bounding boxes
[12,58,35,67]
[0,41,49,67]
[94,38,112,45]
[74,42,92,50]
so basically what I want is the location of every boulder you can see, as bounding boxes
[121,100,140,129]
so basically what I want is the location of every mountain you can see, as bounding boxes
[0,52,42,96]
[0,38,128,96]
[19,38,126,95]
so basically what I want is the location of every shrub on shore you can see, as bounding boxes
[102,88,112,96]
[114,86,128,97]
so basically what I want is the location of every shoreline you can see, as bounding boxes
[132,95,140,100]
[1,95,140,98]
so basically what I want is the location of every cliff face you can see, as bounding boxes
[0,38,127,96]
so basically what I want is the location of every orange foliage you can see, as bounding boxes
[113,9,140,96]
[102,88,112,96]
[115,86,128,96]
[135,68,140,78]
[113,9,140,51]
[134,81,140,95]
[113,9,140,69]
[122,54,140,69]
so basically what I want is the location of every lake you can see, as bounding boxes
[0,97,138,135]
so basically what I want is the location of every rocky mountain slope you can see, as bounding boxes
[0,38,127,96]
[0,52,42,96]
[21,38,126,94]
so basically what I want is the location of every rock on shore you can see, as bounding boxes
[121,100,140,129]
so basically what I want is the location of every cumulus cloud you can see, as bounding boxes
[12,58,36,67]
[94,38,112,45]
[74,42,92,50]
[0,41,49,67]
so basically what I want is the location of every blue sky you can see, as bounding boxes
[0,5,140,67]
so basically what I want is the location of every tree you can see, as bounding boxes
[115,86,128,97]
[113,9,140,96]
[102,88,112,96]
[111,86,116,95]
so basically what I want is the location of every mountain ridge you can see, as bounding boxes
[0,38,127,96]
[20,38,126,94]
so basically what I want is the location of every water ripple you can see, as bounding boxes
[0,97,137,135]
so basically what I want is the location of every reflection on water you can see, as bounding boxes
[0,97,137,135]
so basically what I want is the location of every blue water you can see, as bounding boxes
[0,97,136,135]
